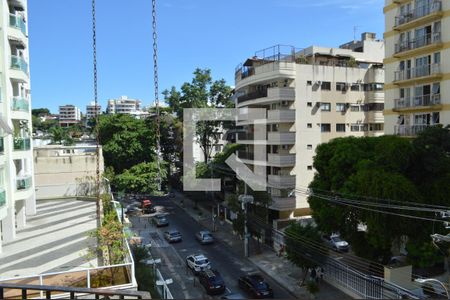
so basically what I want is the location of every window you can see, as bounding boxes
[351,124,360,132]
[336,124,346,132]
[307,123,312,128]
[281,145,289,150]
[320,102,331,111]
[350,105,360,112]
[336,103,347,112]
[307,81,312,86]
[370,123,384,131]
[321,81,331,90]
[321,124,331,132]
[307,166,313,171]
[362,124,369,131]
[336,82,346,91]
[351,84,360,91]
[307,102,312,107]
[307,144,313,150]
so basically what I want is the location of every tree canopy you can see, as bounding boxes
[308,126,450,266]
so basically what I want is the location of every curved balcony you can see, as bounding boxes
[237,87,295,107]
[268,175,295,189]
[269,196,296,211]
[10,55,29,80]
[267,109,295,123]
[267,154,295,167]
[267,132,295,145]
[16,175,32,191]
[9,13,27,36]
[11,97,29,111]
[394,1,442,31]
[393,64,441,85]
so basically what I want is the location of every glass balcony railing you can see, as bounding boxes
[13,137,31,151]
[11,97,30,111]
[395,32,441,54]
[394,64,441,82]
[394,94,441,109]
[9,13,27,35]
[16,176,32,191]
[0,137,4,154]
[0,188,5,207]
[394,0,442,27]
[10,55,28,74]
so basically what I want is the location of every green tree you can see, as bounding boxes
[114,162,167,194]
[285,223,325,285]
[49,126,67,144]
[163,68,233,163]
[32,108,50,117]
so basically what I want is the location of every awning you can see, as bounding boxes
[0,117,13,135]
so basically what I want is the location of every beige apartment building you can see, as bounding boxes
[235,34,384,220]
[59,104,81,127]
[0,0,36,252]
[384,0,449,135]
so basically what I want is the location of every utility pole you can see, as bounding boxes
[239,189,253,258]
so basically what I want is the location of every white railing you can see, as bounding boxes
[155,269,174,299]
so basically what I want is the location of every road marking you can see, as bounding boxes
[226,287,231,293]
[335,256,344,260]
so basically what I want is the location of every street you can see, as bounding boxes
[128,196,294,299]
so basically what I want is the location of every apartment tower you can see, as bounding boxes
[0,0,36,253]
[384,0,449,135]
[59,104,81,127]
[235,34,384,221]
[106,96,141,115]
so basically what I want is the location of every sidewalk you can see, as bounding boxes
[173,192,351,300]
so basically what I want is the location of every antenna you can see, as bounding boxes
[353,26,361,41]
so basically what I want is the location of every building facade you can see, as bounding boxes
[59,104,81,127]
[0,0,36,253]
[235,34,385,220]
[384,0,449,135]
[86,101,101,120]
[106,96,141,115]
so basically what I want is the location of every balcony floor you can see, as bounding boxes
[0,199,97,279]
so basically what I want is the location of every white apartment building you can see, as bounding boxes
[59,104,81,127]
[0,0,36,253]
[235,34,384,220]
[106,96,141,115]
[86,101,101,119]
[384,0,449,135]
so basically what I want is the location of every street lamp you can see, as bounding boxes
[238,194,254,258]
[414,278,450,299]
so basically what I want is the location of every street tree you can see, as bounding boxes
[163,68,233,163]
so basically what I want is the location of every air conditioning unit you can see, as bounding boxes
[281,101,289,106]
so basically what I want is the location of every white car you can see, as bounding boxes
[186,254,211,274]
[323,234,349,252]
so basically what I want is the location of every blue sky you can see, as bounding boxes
[28,0,384,114]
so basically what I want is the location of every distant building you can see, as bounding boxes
[106,96,142,115]
[86,101,101,120]
[59,104,81,127]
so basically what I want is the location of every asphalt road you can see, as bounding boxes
[129,196,294,299]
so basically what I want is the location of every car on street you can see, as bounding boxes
[125,205,141,216]
[198,269,226,295]
[152,215,169,227]
[164,229,182,243]
[141,199,156,214]
[238,274,274,298]
[186,254,211,274]
[195,230,214,244]
[322,233,349,252]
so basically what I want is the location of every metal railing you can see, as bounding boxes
[0,282,147,299]
[9,13,27,35]
[394,0,442,27]
[16,175,32,191]
[395,124,432,136]
[394,63,441,82]
[10,55,28,74]
[394,94,441,109]
[155,269,174,299]
[11,97,29,111]
[395,32,441,53]
[13,137,31,151]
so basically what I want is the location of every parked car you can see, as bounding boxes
[152,215,169,227]
[322,234,349,252]
[238,274,273,298]
[196,230,214,244]
[164,229,182,243]
[186,254,211,274]
[220,293,245,299]
[198,269,226,295]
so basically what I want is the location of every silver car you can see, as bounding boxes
[164,229,182,243]
[196,230,214,244]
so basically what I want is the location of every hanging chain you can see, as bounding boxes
[152,0,162,191]
[92,0,101,216]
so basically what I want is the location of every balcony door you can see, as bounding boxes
[415,25,431,48]
[415,0,432,18]
[415,55,431,77]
